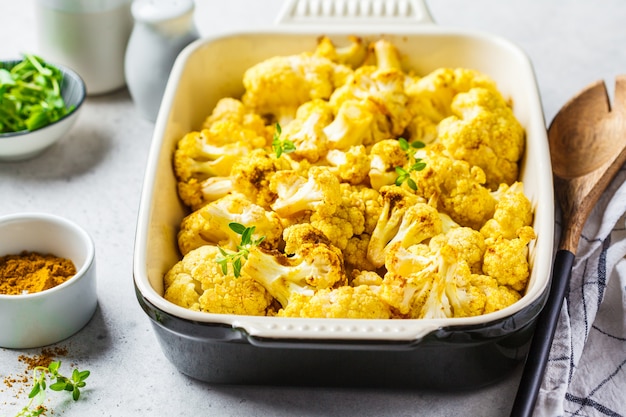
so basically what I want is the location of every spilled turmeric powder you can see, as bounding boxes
[0,252,76,295]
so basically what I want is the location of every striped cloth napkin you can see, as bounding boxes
[534,166,626,416]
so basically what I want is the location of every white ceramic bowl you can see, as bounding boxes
[0,213,97,348]
[0,60,86,161]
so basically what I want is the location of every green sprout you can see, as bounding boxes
[15,361,90,417]
[271,123,296,158]
[216,222,265,278]
[0,54,74,133]
[395,137,426,191]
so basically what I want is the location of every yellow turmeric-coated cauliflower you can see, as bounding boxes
[242,49,352,124]
[481,181,533,240]
[280,99,334,163]
[201,97,271,145]
[277,285,391,319]
[164,245,273,316]
[328,66,411,145]
[380,226,495,319]
[368,139,409,191]
[483,225,536,292]
[314,36,368,69]
[173,130,250,183]
[230,148,292,208]
[438,87,525,189]
[241,242,347,308]
[367,185,424,268]
[166,37,536,320]
[410,144,496,230]
[270,166,341,218]
[306,183,370,250]
[405,67,500,122]
[177,192,283,256]
[325,145,370,185]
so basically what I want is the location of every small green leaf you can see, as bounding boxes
[28,384,41,399]
[272,122,296,158]
[48,361,60,374]
[240,225,255,246]
[228,222,247,235]
[49,381,67,391]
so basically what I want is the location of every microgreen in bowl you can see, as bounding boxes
[0,54,75,134]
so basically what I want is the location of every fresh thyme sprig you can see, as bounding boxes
[395,137,426,191]
[15,361,90,417]
[216,222,265,278]
[271,123,296,158]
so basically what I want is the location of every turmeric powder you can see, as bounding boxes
[0,252,76,295]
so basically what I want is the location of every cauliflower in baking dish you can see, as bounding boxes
[166,36,536,319]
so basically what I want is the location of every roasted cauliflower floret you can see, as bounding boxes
[483,225,536,292]
[280,99,334,163]
[270,166,341,218]
[344,233,377,272]
[481,181,533,240]
[173,130,251,183]
[380,227,489,318]
[177,176,233,211]
[328,66,411,144]
[177,193,283,255]
[368,139,409,191]
[410,145,496,230]
[325,145,370,185]
[322,99,375,150]
[282,223,332,255]
[438,87,525,189]
[405,67,500,122]
[367,185,424,268]
[278,285,391,319]
[164,245,273,316]
[230,148,292,208]
[241,243,347,307]
[314,36,367,69]
[242,50,352,123]
[201,97,271,145]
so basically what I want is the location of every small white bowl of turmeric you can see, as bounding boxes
[0,212,97,348]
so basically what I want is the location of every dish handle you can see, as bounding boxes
[275,0,434,26]
[232,317,443,350]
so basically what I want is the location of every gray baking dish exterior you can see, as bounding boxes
[133,0,554,389]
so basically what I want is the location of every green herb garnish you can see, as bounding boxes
[15,361,90,417]
[0,54,74,134]
[216,222,265,278]
[395,137,426,191]
[271,123,296,158]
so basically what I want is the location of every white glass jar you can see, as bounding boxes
[124,0,198,121]
[35,0,133,95]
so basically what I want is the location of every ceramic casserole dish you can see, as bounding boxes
[133,0,554,389]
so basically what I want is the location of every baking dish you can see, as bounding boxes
[133,0,554,388]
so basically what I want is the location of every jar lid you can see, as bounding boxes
[36,0,130,13]
[131,0,195,24]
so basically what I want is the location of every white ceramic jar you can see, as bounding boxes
[35,0,133,95]
[124,0,198,121]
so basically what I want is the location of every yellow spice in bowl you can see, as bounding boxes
[0,252,76,295]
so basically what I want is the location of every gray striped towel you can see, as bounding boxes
[535,166,626,417]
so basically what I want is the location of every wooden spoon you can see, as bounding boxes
[510,76,626,417]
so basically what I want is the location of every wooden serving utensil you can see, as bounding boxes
[510,76,626,417]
